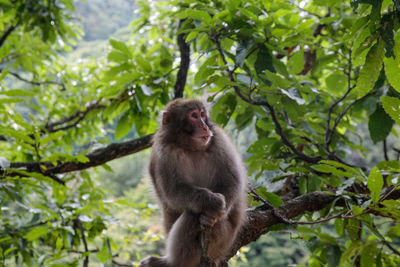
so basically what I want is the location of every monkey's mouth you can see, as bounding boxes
[200,132,213,145]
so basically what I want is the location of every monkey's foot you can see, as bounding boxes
[139,256,169,267]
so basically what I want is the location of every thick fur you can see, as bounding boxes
[140,99,247,267]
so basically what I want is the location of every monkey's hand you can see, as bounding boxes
[200,193,226,229]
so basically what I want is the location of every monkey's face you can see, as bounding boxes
[160,99,214,151]
[183,108,213,148]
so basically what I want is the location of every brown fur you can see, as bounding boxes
[140,99,247,267]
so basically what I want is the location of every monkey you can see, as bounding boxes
[139,98,247,267]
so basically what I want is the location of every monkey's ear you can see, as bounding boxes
[162,111,170,125]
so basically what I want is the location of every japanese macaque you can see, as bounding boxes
[140,98,247,267]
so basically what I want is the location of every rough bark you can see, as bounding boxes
[223,192,337,261]
[7,134,153,175]
[174,19,190,99]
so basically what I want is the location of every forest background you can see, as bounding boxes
[0,0,400,266]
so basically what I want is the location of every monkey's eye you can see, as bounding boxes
[191,112,198,119]
[200,111,206,118]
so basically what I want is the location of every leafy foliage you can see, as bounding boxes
[0,0,400,266]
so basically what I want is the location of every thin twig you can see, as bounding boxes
[0,25,17,48]
[249,187,274,209]
[212,35,320,164]
[75,219,89,267]
[46,101,104,132]
[68,249,99,254]
[379,185,400,203]
[2,69,67,91]
[382,239,400,257]
[383,139,389,161]
[325,49,354,151]
[326,99,357,148]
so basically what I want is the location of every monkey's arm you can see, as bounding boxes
[154,160,225,215]
[212,127,247,211]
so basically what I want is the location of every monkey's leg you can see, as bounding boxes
[207,213,241,264]
[165,211,202,267]
[161,206,180,234]
[217,262,229,267]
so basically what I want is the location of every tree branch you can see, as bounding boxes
[45,101,105,132]
[383,139,389,161]
[174,19,190,99]
[223,188,400,262]
[326,100,357,147]
[74,218,89,267]
[382,239,400,257]
[7,134,153,175]
[325,85,355,150]
[212,35,320,164]
[1,69,67,91]
[0,25,17,48]
[223,191,337,261]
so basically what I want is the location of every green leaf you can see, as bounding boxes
[287,50,304,74]
[41,131,66,146]
[4,246,17,256]
[235,106,253,130]
[0,89,35,96]
[235,40,253,68]
[394,29,400,61]
[13,170,55,183]
[101,163,114,173]
[0,128,34,144]
[185,31,199,42]
[135,56,152,73]
[255,45,275,82]
[0,98,24,104]
[10,113,32,130]
[264,192,283,208]
[255,187,283,207]
[184,9,212,24]
[384,56,400,93]
[140,84,153,96]
[280,88,305,105]
[211,93,237,127]
[97,238,112,264]
[318,160,361,176]
[368,104,393,143]
[353,41,384,98]
[194,57,216,86]
[360,242,377,267]
[0,69,9,81]
[56,237,63,251]
[239,8,259,24]
[107,50,126,63]
[325,73,347,96]
[24,227,50,241]
[367,167,383,203]
[381,96,400,125]
[346,219,361,241]
[312,164,353,178]
[327,245,342,267]
[262,70,291,89]
[109,39,131,57]
[115,112,132,140]
[75,154,89,163]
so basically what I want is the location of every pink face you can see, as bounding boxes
[187,109,212,146]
